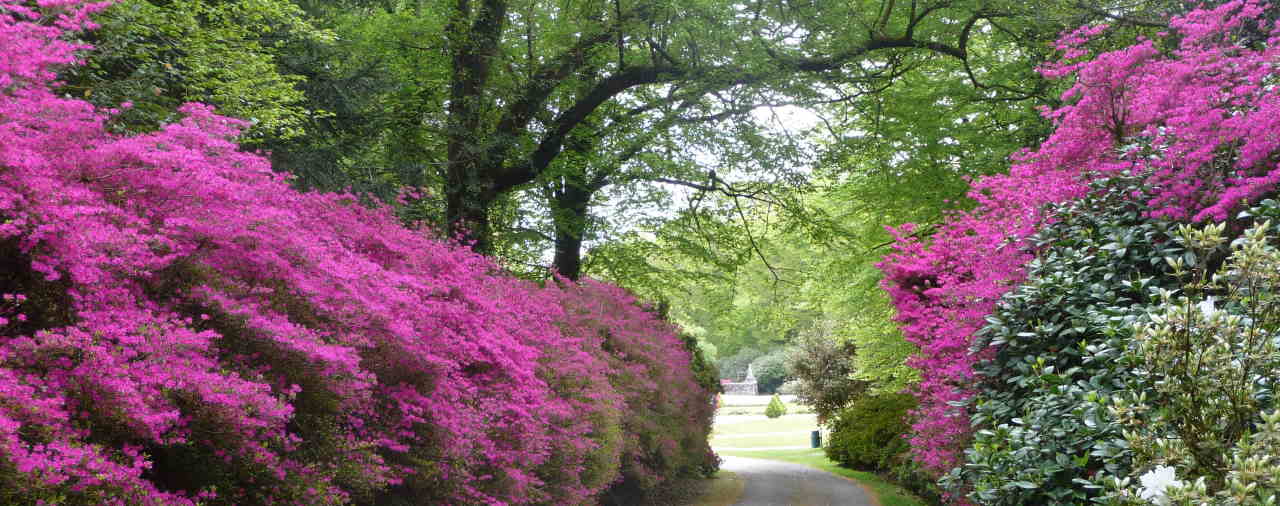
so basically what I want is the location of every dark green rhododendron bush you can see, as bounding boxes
[875,1,1280,504]
[0,1,715,504]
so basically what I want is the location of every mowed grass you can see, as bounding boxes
[649,470,744,506]
[712,395,817,449]
[715,448,927,506]
[714,413,818,434]
[716,394,811,416]
[710,413,817,449]
[683,470,744,506]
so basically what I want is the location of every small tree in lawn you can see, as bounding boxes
[765,394,787,419]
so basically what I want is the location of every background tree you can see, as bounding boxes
[787,326,866,423]
[267,0,1170,278]
[60,0,326,142]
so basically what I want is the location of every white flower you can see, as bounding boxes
[1138,466,1184,505]
[1197,297,1218,319]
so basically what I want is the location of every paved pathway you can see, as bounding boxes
[719,456,875,506]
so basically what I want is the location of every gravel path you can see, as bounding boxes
[719,456,875,506]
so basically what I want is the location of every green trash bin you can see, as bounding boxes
[811,429,821,448]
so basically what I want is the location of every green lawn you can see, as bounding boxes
[714,413,818,433]
[716,448,927,506]
[710,413,818,448]
[716,395,812,415]
[687,470,744,506]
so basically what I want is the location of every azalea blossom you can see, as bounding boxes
[1138,466,1184,505]
[1197,297,1219,318]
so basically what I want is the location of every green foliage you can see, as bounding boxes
[765,394,787,419]
[595,187,918,404]
[716,347,763,383]
[63,0,325,141]
[884,453,946,506]
[1163,410,1280,505]
[1101,202,1280,503]
[786,330,866,423]
[776,379,801,395]
[683,333,725,398]
[749,349,790,394]
[952,178,1185,505]
[825,393,915,472]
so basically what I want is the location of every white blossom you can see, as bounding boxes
[1138,466,1184,505]
[1197,297,1218,319]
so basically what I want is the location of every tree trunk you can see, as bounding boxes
[443,0,506,253]
[550,180,592,279]
[445,169,495,254]
[553,223,584,280]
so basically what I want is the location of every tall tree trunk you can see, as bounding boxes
[445,173,495,253]
[550,179,592,279]
[444,0,507,253]
[553,225,585,280]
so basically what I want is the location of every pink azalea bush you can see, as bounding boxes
[879,0,1280,486]
[553,280,718,503]
[0,1,716,504]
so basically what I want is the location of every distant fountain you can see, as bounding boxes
[721,363,759,395]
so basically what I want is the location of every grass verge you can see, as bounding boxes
[664,470,744,506]
[712,413,818,434]
[709,413,818,448]
[715,448,927,506]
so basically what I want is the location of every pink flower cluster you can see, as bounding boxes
[0,2,716,504]
[553,280,718,496]
[879,0,1280,488]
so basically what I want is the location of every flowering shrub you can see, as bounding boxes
[555,280,718,504]
[1101,203,1280,503]
[1135,466,1184,506]
[879,0,1280,486]
[949,178,1181,504]
[1168,410,1280,504]
[0,2,716,504]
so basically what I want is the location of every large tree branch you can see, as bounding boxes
[904,1,950,41]
[493,64,686,192]
[1073,1,1168,28]
[780,32,967,74]
[447,0,508,110]
[494,28,619,140]
[489,1,1035,202]
[952,13,1054,101]
[648,177,783,206]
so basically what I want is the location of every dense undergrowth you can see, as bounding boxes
[818,1,1280,504]
[0,1,717,504]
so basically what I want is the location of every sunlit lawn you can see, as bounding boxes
[715,394,811,416]
[712,395,817,449]
[710,413,818,449]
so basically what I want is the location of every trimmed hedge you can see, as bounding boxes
[825,393,915,472]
